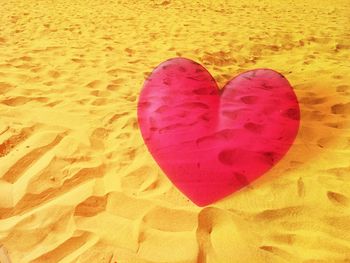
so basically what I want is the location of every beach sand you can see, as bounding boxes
[0,0,350,262]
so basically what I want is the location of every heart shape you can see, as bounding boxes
[137,57,300,206]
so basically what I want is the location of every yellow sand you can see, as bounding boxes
[0,0,350,262]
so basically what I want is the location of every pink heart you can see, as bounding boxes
[137,58,300,206]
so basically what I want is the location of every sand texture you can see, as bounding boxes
[1,0,350,262]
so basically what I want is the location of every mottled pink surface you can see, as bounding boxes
[138,57,300,206]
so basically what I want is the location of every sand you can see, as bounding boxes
[0,0,350,262]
